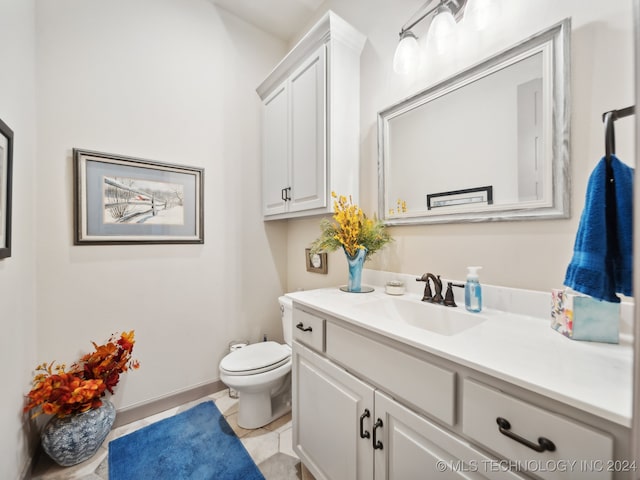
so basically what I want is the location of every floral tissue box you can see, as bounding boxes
[551,289,619,344]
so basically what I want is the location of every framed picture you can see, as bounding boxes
[0,117,13,259]
[305,248,327,274]
[427,185,493,210]
[73,149,204,245]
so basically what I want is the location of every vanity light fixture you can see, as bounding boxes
[392,0,467,74]
[465,0,501,31]
[393,30,420,75]
[392,0,500,74]
[425,2,457,55]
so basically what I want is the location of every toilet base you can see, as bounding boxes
[237,373,292,429]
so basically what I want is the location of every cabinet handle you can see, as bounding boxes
[359,409,370,439]
[281,187,292,201]
[496,417,556,452]
[372,418,383,450]
[296,322,312,332]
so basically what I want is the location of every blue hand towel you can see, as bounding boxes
[564,154,633,302]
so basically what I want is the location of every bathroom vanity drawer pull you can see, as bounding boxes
[296,322,312,332]
[372,418,383,450]
[359,409,370,439]
[496,417,556,453]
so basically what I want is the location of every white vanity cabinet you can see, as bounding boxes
[256,11,365,220]
[291,302,630,480]
[293,342,525,480]
[292,305,525,480]
[293,342,374,480]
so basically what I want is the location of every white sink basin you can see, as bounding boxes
[356,297,486,335]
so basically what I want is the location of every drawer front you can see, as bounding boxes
[326,321,455,426]
[462,379,613,480]
[293,308,325,352]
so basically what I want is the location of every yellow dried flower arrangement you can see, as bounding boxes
[311,192,392,259]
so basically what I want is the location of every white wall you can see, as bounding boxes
[34,0,288,412]
[0,0,38,477]
[287,0,635,293]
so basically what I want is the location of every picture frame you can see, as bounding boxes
[73,149,204,245]
[305,248,327,274]
[427,185,493,210]
[0,117,13,259]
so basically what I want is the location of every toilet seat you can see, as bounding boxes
[220,341,291,376]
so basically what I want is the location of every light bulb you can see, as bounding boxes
[466,0,500,31]
[393,31,419,75]
[426,5,457,56]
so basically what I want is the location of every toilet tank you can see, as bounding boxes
[279,296,293,346]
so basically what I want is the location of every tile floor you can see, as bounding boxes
[31,388,315,480]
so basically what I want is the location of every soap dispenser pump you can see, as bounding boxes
[465,266,483,313]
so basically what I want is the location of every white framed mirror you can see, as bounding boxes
[378,18,571,225]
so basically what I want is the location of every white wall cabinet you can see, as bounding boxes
[292,303,631,480]
[257,11,365,220]
[262,83,289,215]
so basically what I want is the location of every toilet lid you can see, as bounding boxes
[220,341,291,375]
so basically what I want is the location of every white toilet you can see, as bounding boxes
[219,296,293,429]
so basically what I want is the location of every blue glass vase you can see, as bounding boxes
[344,247,367,292]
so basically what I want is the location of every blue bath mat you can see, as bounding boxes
[108,401,264,480]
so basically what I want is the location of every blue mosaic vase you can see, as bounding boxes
[41,399,116,467]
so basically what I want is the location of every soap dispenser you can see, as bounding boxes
[465,266,482,313]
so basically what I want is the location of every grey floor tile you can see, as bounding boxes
[258,452,302,480]
[94,457,108,479]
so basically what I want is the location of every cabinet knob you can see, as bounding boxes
[496,417,556,452]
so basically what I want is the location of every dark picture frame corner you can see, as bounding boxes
[0,117,13,260]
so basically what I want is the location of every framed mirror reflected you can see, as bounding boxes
[378,18,571,225]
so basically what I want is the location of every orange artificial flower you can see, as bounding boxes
[24,331,139,418]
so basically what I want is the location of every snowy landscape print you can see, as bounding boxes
[102,176,185,225]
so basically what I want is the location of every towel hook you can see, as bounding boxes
[603,111,615,162]
[601,105,635,182]
[602,105,636,163]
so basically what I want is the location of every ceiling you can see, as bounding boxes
[211,0,325,41]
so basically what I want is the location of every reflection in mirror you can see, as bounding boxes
[378,19,570,224]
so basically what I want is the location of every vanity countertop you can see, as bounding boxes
[287,286,633,428]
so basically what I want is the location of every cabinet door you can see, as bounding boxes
[289,45,326,213]
[293,342,374,480]
[374,391,526,480]
[262,82,289,216]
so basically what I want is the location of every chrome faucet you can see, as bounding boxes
[416,273,443,304]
